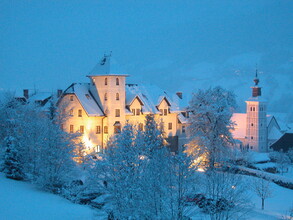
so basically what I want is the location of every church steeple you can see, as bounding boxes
[252,67,261,97]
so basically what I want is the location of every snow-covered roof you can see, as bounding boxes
[268,126,283,140]
[246,96,267,102]
[29,92,52,102]
[88,55,128,76]
[268,112,291,132]
[125,84,180,114]
[178,113,188,124]
[231,113,247,138]
[64,83,104,116]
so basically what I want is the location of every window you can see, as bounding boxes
[132,109,135,115]
[104,93,108,101]
[251,123,253,127]
[85,94,91,100]
[69,109,73,116]
[70,95,74,101]
[104,126,108,134]
[78,109,82,117]
[114,125,121,134]
[96,126,101,134]
[105,78,108,85]
[116,78,119,85]
[138,123,143,131]
[70,125,74,133]
[115,109,120,117]
[164,109,168,116]
[116,93,119,100]
[136,109,140,116]
[253,107,255,111]
[80,125,84,134]
[182,126,186,133]
[160,109,163,115]
[168,123,172,130]
[250,107,252,111]
[251,136,253,140]
[61,124,64,131]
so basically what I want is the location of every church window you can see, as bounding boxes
[253,107,255,111]
[182,126,186,133]
[78,109,82,117]
[136,109,140,116]
[70,125,74,133]
[251,136,253,140]
[70,95,74,101]
[116,78,119,85]
[250,107,252,111]
[105,78,108,85]
[251,123,253,127]
[104,126,108,134]
[80,125,84,134]
[115,109,120,117]
[138,123,143,131]
[168,123,172,130]
[104,93,108,101]
[96,126,101,134]
[116,93,119,100]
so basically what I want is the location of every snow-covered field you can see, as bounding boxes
[0,172,292,220]
[0,173,97,220]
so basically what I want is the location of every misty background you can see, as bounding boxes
[0,1,292,120]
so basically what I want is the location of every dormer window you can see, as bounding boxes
[116,78,119,85]
[116,93,119,100]
[105,78,108,85]
[70,95,74,101]
[104,93,108,101]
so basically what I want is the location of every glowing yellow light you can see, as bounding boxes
[197,168,205,172]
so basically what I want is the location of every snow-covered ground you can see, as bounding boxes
[0,173,99,220]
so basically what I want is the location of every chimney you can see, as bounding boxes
[176,92,183,99]
[57,89,63,98]
[23,89,29,99]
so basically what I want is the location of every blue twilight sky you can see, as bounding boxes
[0,1,292,118]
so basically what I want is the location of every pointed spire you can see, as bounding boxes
[254,64,259,86]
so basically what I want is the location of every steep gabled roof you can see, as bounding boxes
[64,83,104,117]
[125,84,180,114]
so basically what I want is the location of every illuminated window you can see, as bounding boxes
[70,95,74,101]
[70,125,74,133]
[78,109,82,117]
[168,123,172,130]
[104,126,108,134]
[69,109,73,116]
[115,109,120,117]
[136,109,140,116]
[116,78,119,85]
[104,93,108,101]
[164,109,168,116]
[116,93,119,100]
[96,126,101,134]
[105,78,108,85]
[138,123,143,131]
[80,125,84,134]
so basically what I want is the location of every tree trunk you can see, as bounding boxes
[261,198,264,210]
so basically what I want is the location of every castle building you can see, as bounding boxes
[57,55,189,154]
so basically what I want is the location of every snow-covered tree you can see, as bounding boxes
[188,86,237,170]
[3,136,23,180]
[270,151,291,174]
[252,178,273,210]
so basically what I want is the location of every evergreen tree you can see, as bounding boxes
[3,136,23,180]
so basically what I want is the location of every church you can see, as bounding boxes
[231,70,291,152]
[16,55,291,154]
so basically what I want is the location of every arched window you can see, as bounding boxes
[104,93,108,101]
[116,78,119,85]
[116,93,119,100]
[105,78,108,85]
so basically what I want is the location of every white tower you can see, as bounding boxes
[87,54,128,136]
[245,70,268,152]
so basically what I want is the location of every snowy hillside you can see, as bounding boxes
[0,174,98,220]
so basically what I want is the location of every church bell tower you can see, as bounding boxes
[245,69,268,152]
